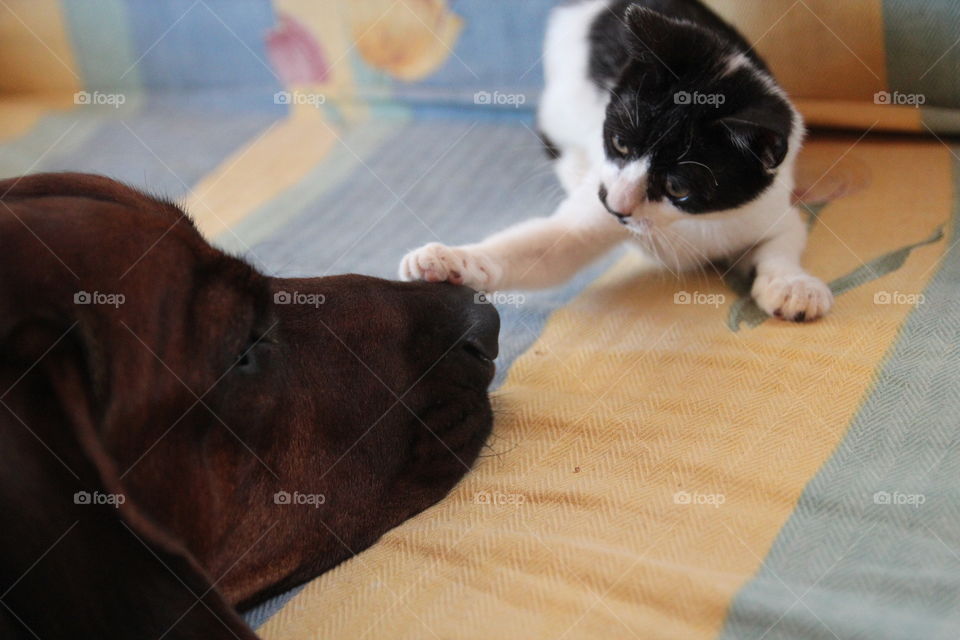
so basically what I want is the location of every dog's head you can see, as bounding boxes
[0,173,498,638]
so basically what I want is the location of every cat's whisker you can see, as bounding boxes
[677,134,695,160]
[657,230,688,280]
[664,227,722,287]
[677,160,719,187]
[630,225,682,280]
[609,89,637,128]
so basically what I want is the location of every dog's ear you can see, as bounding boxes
[0,317,260,638]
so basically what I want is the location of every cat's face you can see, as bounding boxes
[598,7,796,227]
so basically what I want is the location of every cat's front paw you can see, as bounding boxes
[752,273,833,322]
[399,243,501,290]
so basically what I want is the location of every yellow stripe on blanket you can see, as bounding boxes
[186,102,337,240]
[0,94,78,142]
[260,138,952,640]
[0,0,80,95]
[187,101,407,242]
[0,0,80,141]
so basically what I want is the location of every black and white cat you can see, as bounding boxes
[400,0,832,322]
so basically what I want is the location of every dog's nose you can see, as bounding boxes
[440,284,500,361]
[463,295,500,360]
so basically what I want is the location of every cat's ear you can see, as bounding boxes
[717,106,793,171]
[624,6,714,72]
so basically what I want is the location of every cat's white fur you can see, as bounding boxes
[399,0,833,321]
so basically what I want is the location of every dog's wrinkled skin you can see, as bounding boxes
[0,173,498,639]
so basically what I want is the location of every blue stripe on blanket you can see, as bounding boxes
[61,0,142,92]
[26,94,280,199]
[883,0,960,109]
[118,0,281,92]
[718,153,960,639]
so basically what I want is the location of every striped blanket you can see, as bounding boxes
[2,1,959,638]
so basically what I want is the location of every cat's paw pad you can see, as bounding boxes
[399,243,500,290]
[752,273,833,322]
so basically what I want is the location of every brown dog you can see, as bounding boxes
[0,173,498,639]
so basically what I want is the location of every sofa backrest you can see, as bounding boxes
[1,0,957,134]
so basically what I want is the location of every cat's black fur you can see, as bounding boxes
[587,0,768,85]
[564,0,796,215]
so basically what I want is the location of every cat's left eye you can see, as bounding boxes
[665,176,691,201]
[612,135,630,157]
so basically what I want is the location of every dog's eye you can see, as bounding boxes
[612,135,630,157]
[235,345,257,370]
[235,334,266,371]
[236,349,254,368]
[665,176,691,202]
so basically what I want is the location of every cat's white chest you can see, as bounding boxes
[621,181,798,272]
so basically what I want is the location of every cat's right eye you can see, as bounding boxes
[665,176,691,202]
[612,135,630,157]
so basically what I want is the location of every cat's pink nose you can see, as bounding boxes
[599,184,644,219]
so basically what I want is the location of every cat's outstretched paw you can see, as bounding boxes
[399,243,501,290]
[752,273,833,322]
